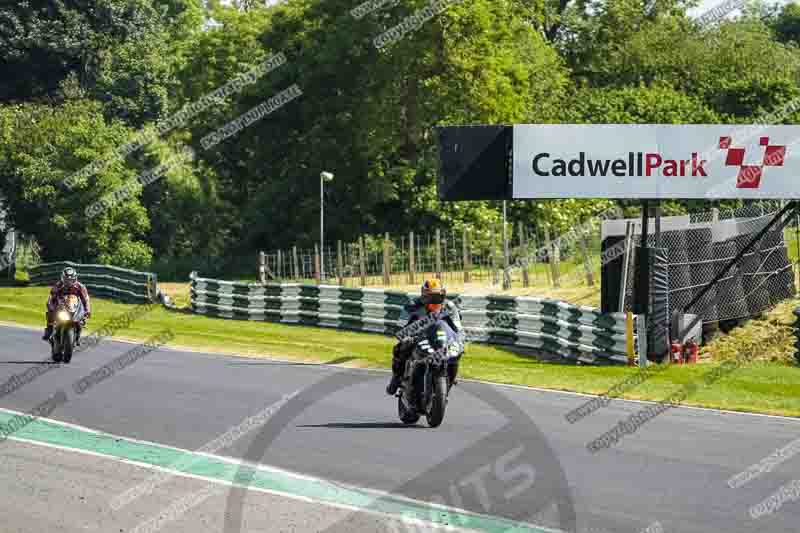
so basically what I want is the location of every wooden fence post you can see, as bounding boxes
[491,226,498,285]
[359,236,366,286]
[551,228,562,287]
[408,231,416,285]
[553,238,561,288]
[435,228,442,280]
[292,246,298,280]
[382,233,391,286]
[400,235,405,284]
[544,226,560,287]
[259,251,266,284]
[337,240,344,286]
[314,244,321,283]
[442,231,448,284]
[466,229,472,282]
[502,219,510,291]
[462,227,471,283]
[519,222,529,288]
[579,226,595,286]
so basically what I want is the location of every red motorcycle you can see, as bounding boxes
[49,294,86,363]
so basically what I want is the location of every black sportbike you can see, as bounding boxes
[49,294,86,363]
[394,321,462,428]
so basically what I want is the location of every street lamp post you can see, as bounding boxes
[320,171,334,281]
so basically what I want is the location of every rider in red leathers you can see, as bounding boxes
[43,267,91,344]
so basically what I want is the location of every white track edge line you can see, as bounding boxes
[0,407,564,532]
[3,435,483,533]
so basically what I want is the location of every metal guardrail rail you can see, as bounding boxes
[28,261,159,303]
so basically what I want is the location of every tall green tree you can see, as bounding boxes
[559,0,800,118]
[769,2,800,44]
[0,101,154,268]
[0,0,196,127]
[181,0,570,258]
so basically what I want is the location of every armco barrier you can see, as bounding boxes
[190,273,637,364]
[28,261,158,303]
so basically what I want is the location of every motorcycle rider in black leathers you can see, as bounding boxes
[386,278,465,395]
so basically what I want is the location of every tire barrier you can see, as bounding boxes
[28,261,159,303]
[189,272,637,365]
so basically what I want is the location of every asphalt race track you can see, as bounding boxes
[2,324,800,533]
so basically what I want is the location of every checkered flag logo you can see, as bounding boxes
[718,136,786,189]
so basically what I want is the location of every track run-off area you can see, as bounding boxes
[2,324,800,533]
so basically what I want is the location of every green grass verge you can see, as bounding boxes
[3,287,800,417]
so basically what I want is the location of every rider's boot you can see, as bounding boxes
[386,373,402,395]
[386,350,406,395]
[447,358,460,390]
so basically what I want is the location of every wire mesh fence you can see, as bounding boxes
[257,221,604,291]
[256,201,800,319]
[614,201,797,327]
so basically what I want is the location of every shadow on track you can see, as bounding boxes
[225,356,358,367]
[296,422,425,429]
[0,361,58,365]
[226,361,314,367]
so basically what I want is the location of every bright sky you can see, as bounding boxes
[688,0,792,17]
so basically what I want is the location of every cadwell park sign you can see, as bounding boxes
[436,124,800,200]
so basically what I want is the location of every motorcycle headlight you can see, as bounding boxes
[56,310,70,322]
[415,340,432,356]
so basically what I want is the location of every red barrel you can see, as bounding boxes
[670,341,683,364]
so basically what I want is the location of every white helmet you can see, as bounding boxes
[61,267,78,287]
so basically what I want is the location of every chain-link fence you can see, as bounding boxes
[605,201,797,338]
[256,201,800,322]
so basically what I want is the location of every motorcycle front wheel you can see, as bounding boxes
[62,328,74,363]
[51,330,62,363]
[426,375,448,428]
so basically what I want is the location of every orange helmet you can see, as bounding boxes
[421,278,446,313]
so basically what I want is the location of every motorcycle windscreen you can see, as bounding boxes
[63,296,85,320]
[430,319,459,348]
[65,295,79,312]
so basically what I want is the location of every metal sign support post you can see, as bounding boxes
[795,209,800,296]
[502,200,510,290]
[654,201,662,250]
[619,222,633,312]
[634,200,651,367]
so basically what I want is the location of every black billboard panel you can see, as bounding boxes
[435,125,511,201]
